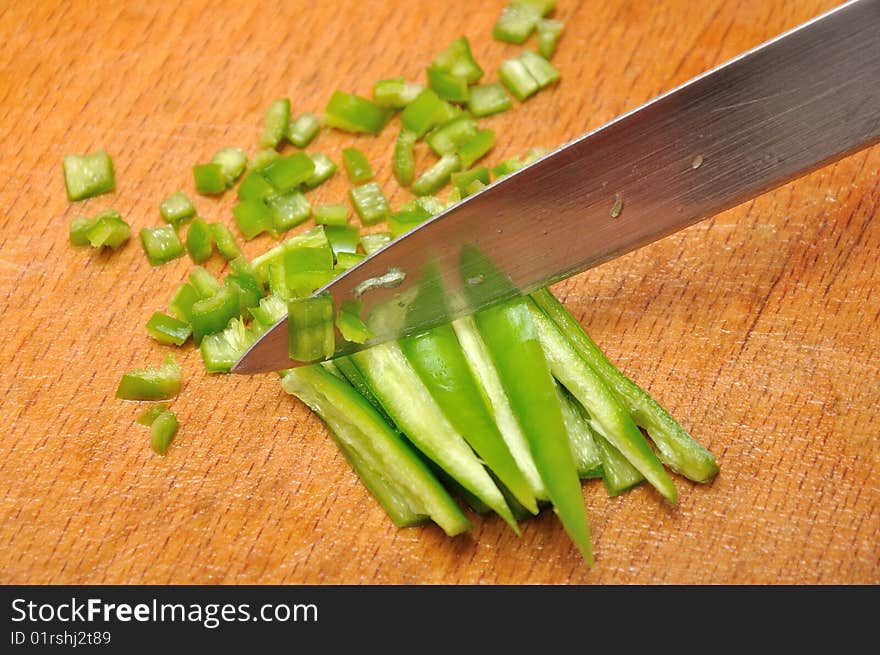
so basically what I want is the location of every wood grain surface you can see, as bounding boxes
[1,0,877,585]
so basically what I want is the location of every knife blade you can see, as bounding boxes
[234,0,880,374]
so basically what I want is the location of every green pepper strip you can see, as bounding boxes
[412,153,461,196]
[471,297,592,563]
[150,409,179,455]
[351,342,518,531]
[342,147,374,183]
[401,325,538,514]
[185,217,213,263]
[116,353,182,401]
[287,112,320,148]
[593,428,645,496]
[527,298,678,503]
[62,150,115,201]
[259,98,291,149]
[393,129,417,187]
[349,181,390,225]
[556,384,603,478]
[282,365,470,534]
[209,223,242,260]
[530,288,719,482]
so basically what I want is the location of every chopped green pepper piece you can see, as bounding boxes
[268,191,312,232]
[492,156,525,178]
[62,150,115,201]
[349,182,390,225]
[116,353,182,401]
[136,403,169,427]
[499,57,540,101]
[325,224,359,257]
[232,198,273,240]
[393,128,417,187]
[72,210,130,250]
[431,36,484,84]
[159,190,196,226]
[414,195,447,215]
[281,365,470,534]
[69,216,96,247]
[373,77,425,109]
[388,205,431,238]
[519,50,560,88]
[251,226,329,282]
[250,293,288,334]
[247,148,281,172]
[209,223,242,260]
[259,98,291,149]
[237,171,274,201]
[193,163,226,195]
[262,152,315,192]
[150,409,179,455]
[335,251,366,271]
[411,154,461,196]
[359,232,392,255]
[287,112,321,148]
[211,147,248,187]
[140,225,184,266]
[190,284,240,344]
[146,311,192,346]
[288,294,335,362]
[314,203,349,226]
[426,67,469,103]
[425,115,478,156]
[493,0,553,44]
[226,274,262,316]
[537,18,564,58]
[279,243,335,299]
[457,129,496,169]
[168,282,200,323]
[200,317,254,373]
[400,88,447,137]
[185,217,213,263]
[304,152,337,189]
[324,90,392,135]
[451,167,491,195]
[188,266,221,299]
[342,147,374,183]
[467,83,512,117]
[337,300,373,344]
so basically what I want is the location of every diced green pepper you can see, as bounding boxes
[493,0,553,44]
[185,217,213,263]
[431,36,484,84]
[349,182,390,225]
[411,154,461,196]
[336,300,373,344]
[268,191,312,232]
[287,112,321,148]
[200,317,254,373]
[159,190,196,226]
[325,224,359,257]
[537,18,564,59]
[136,403,169,427]
[247,148,281,172]
[209,223,242,260]
[232,198,273,240]
[342,147,374,183]
[304,152,337,189]
[451,167,491,195]
[62,150,115,201]
[250,293,288,334]
[116,353,182,401]
[393,128,417,187]
[335,251,366,271]
[400,88,446,137]
[467,83,511,117]
[312,204,346,228]
[168,282,200,323]
[193,163,226,195]
[211,147,248,187]
[237,171,274,201]
[360,232,392,255]
[288,294,335,362]
[324,90,392,135]
[427,67,469,103]
[425,115,478,156]
[519,50,560,88]
[150,409,179,455]
[499,57,540,101]
[190,284,240,344]
[388,205,431,238]
[262,152,315,192]
[259,98,291,149]
[373,77,425,109]
[189,265,221,299]
[146,311,192,346]
[71,210,130,250]
[457,129,496,168]
[492,156,525,178]
[140,225,184,266]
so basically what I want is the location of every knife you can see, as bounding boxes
[234,0,880,375]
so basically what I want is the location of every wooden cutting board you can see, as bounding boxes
[1,0,877,584]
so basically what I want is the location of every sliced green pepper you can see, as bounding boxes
[349,181,390,225]
[150,409,179,455]
[211,147,248,187]
[71,210,130,250]
[190,284,240,344]
[209,223,242,260]
[431,36,484,84]
[537,18,564,59]
[200,317,254,373]
[411,154,461,196]
[259,98,291,149]
[140,225,184,266]
[237,171,274,202]
[360,231,392,255]
[185,217,213,263]
[499,57,540,101]
[193,163,226,195]
[425,115,478,156]
[288,294,335,362]
[393,128,417,187]
[268,191,312,233]
[116,353,182,401]
[324,90,392,135]
[400,88,447,137]
[146,311,192,346]
[467,84,511,117]
[168,282,200,323]
[62,150,115,201]
[188,266,221,299]
[303,152,337,189]
[287,112,320,148]
[159,190,196,226]
[314,203,349,226]
[373,77,425,109]
[232,198,273,240]
[427,67,469,103]
[342,147,374,183]
[262,152,315,192]
[324,224,359,257]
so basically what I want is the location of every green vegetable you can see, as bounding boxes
[411,153,461,196]
[211,147,248,187]
[136,404,169,427]
[427,67,469,103]
[492,156,524,178]
[400,88,447,137]
[314,203,349,226]
[431,36,484,84]
[351,342,518,531]
[335,252,366,271]
[393,129,417,187]
[360,232,392,255]
[457,129,495,168]
[159,190,196,226]
[536,18,564,59]
[146,311,192,346]
[237,171,274,201]
[531,288,719,482]
[268,191,312,232]
[304,152,337,189]
[337,300,373,344]
[373,77,424,109]
[325,224,359,257]
[470,297,592,563]
[185,217,213,263]
[287,112,321,148]
[193,163,226,195]
[200,317,254,373]
[451,167,490,195]
[288,294,335,362]
[188,266,221,299]
[519,50,560,88]
[247,149,281,172]
[209,223,242,260]
[557,385,603,478]
[349,181,390,224]
[594,430,645,496]
[388,205,431,238]
[232,199,273,240]
[342,147,374,183]
[281,365,470,534]
[62,150,115,201]
[116,353,182,401]
[467,83,512,117]
[150,409,179,455]
[70,209,130,250]
[140,225,185,266]
[324,90,392,135]
[499,57,540,101]
[259,98,291,149]
[425,115,478,156]
[493,0,554,44]
[262,152,315,192]
[190,284,240,344]
[168,282,200,323]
